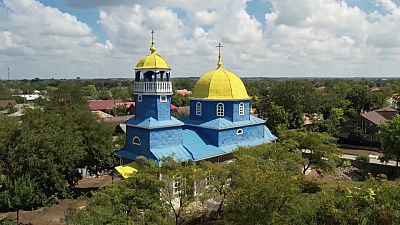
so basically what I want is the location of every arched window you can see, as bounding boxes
[236,129,243,135]
[132,136,141,145]
[196,102,202,116]
[216,103,224,117]
[239,102,245,116]
[135,71,141,81]
[144,71,154,81]
[160,95,167,102]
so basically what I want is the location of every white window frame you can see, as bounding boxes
[132,136,141,145]
[205,171,212,188]
[138,94,142,102]
[236,129,243,135]
[160,95,167,102]
[173,175,181,196]
[239,102,245,116]
[216,103,224,117]
[196,102,202,116]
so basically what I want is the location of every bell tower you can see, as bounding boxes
[119,30,184,164]
[134,30,173,121]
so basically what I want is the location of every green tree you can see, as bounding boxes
[97,90,112,100]
[258,102,289,134]
[13,112,85,195]
[66,172,171,225]
[349,127,367,144]
[37,84,116,176]
[110,86,130,99]
[159,158,202,225]
[199,161,232,219]
[280,130,342,174]
[44,81,85,108]
[315,107,346,137]
[0,175,43,223]
[380,115,400,167]
[309,179,400,225]
[69,109,116,175]
[0,116,20,175]
[345,85,383,113]
[224,142,304,225]
[260,80,321,129]
[0,82,12,100]
[83,84,98,98]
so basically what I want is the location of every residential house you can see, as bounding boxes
[176,89,192,96]
[88,99,135,115]
[340,107,398,145]
[387,93,400,109]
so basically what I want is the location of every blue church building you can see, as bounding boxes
[117,38,277,164]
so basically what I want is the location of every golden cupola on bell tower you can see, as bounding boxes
[134,30,172,94]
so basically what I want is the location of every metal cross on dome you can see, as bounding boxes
[151,30,155,43]
[216,42,223,57]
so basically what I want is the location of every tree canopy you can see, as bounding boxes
[380,115,400,166]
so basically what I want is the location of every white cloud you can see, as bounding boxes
[0,0,114,78]
[192,10,218,25]
[2,0,400,79]
[98,5,184,55]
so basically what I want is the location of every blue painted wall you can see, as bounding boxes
[184,123,265,147]
[149,127,183,148]
[189,100,250,122]
[218,124,264,146]
[125,126,155,160]
[125,125,183,159]
[184,125,220,146]
[232,101,251,122]
[135,94,171,120]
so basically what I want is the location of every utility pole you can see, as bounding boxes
[7,66,10,80]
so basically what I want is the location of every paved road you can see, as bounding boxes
[341,154,398,167]
[302,149,398,167]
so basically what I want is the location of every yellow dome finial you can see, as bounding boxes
[216,42,223,68]
[150,29,156,53]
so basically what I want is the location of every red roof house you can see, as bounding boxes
[176,89,192,96]
[88,100,133,111]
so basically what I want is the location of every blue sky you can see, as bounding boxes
[1,0,400,79]
[37,0,394,41]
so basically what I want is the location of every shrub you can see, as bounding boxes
[342,160,352,167]
[356,155,370,163]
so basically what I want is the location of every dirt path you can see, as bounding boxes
[0,175,112,225]
[0,199,76,225]
[341,148,383,157]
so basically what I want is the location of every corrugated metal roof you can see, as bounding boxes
[182,129,226,160]
[192,67,250,100]
[88,100,132,111]
[182,115,265,130]
[115,165,138,179]
[103,115,133,125]
[117,125,277,163]
[361,111,387,125]
[150,145,193,162]
[135,43,171,70]
[125,116,184,129]
[375,107,397,112]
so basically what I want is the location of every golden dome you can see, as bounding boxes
[135,42,170,70]
[192,56,250,100]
